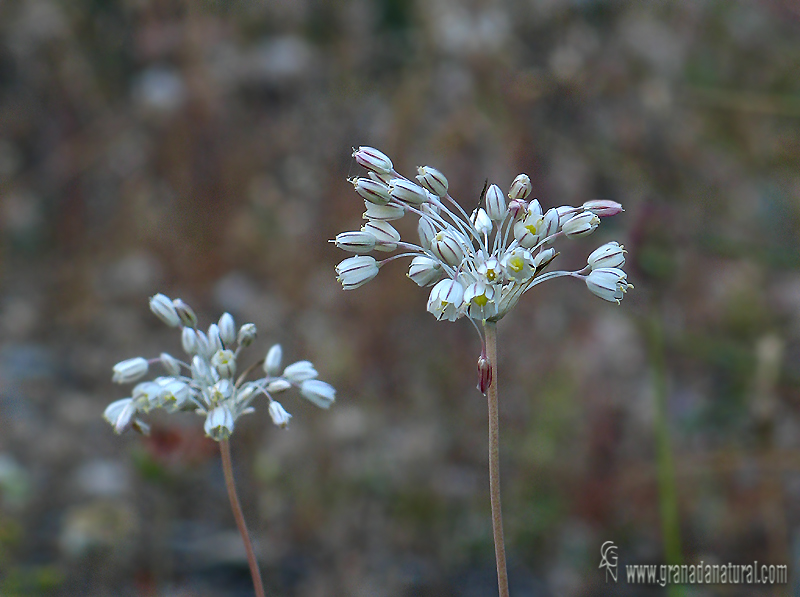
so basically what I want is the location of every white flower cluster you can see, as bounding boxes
[103,294,336,441]
[335,147,632,322]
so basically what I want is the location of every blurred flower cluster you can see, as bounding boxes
[103,294,336,440]
[335,147,632,323]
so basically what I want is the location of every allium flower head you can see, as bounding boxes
[336,147,632,323]
[104,296,336,438]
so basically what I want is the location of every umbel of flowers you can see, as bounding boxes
[104,294,336,440]
[336,147,631,330]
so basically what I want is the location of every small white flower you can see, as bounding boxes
[211,349,236,379]
[191,355,213,383]
[266,379,291,393]
[363,202,405,221]
[353,146,393,174]
[268,401,292,428]
[132,380,162,409]
[283,361,318,383]
[159,352,182,376]
[541,208,560,241]
[417,217,437,249]
[527,198,543,219]
[485,184,507,221]
[585,267,632,303]
[508,174,532,200]
[112,357,149,384]
[416,166,449,197]
[300,379,336,409]
[587,241,626,269]
[427,278,465,321]
[362,220,400,252]
[477,256,504,284]
[501,248,534,281]
[207,379,234,405]
[513,212,544,248]
[204,405,234,440]
[158,379,191,410]
[181,327,198,354]
[218,313,236,345]
[265,344,282,376]
[533,248,557,269]
[556,205,578,227]
[408,255,442,287]
[463,281,498,320]
[353,177,391,205]
[237,323,257,347]
[149,294,180,327]
[336,256,380,290]
[562,211,600,237]
[430,229,466,267]
[207,324,223,354]
[103,398,136,434]
[335,231,377,254]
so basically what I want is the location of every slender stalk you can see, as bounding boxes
[483,321,510,597]
[219,439,266,597]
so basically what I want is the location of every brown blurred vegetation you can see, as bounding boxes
[1,0,800,595]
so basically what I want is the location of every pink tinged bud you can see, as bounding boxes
[585,267,633,304]
[430,230,466,266]
[363,201,405,221]
[283,360,318,383]
[362,221,400,252]
[204,405,234,440]
[416,166,449,197]
[353,146,393,174]
[587,241,626,269]
[268,401,292,428]
[485,184,507,221]
[477,354,492,395]
[583,199,624,217]
[508,199,527,219]
[562,211,600,238]
[112,357,149,384]
[104,398,137,434]
[300,379,336,409]
[211,349,236,378]
[335,231,377,254]
[389,178,429,205]
[353,177,391,205]
[508,174,532,200]
[264,344,282,376]
[172,299,197,327]
[218,313,236,345]
[149,293,180,327]
[427,278,465,322]
[408,255,443,286]
[471,208,492,236]
[336,255,380,290]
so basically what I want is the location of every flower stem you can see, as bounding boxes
[219,439,266,597]
[483,321,510,597]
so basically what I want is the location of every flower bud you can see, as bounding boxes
[408,255,442,287]
[265,344,282,376]
[416,166,449,197]
[485,184,507,221]
[363,201,405,221]
[237,323,257,347]
[362,220,400,252]
[353,146,393,174]
[300,379,336,409]
[211,349,236,378]
[112,357,149,384]
[218,313,236,345]
[172,299,197,328]
[587,241,626,269]
[182,327,198,354]
[159,352,181,376]
[268,401,293,428]
[104,398,137,434]
[195,329,212,359]
[556,205,578,227]
[283,360,318,383]
[533,247,557,270]
[430,229,466,267]
[266,379,291,393]
[418,217,437,249]
[353,177,391,205]
[562,211,600,238]
[334,231,377,254]
[389,178,428,205]
[477,354,492,395]
[204,405,234,440]
[471,208,492,236]
[527,199,542,219]
[513,213,544,248]
[508,174,532,200]
[207,324,223,355]
[541,208,559,240]
[336,256,380,290]
[191,355,212,383]
[583,199,624,217]
[149,293,180,327]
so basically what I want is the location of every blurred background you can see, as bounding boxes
[1,0,800,595]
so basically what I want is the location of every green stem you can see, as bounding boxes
[645,315,684,597]
[483,321,510,597]
[219,439,266,597]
